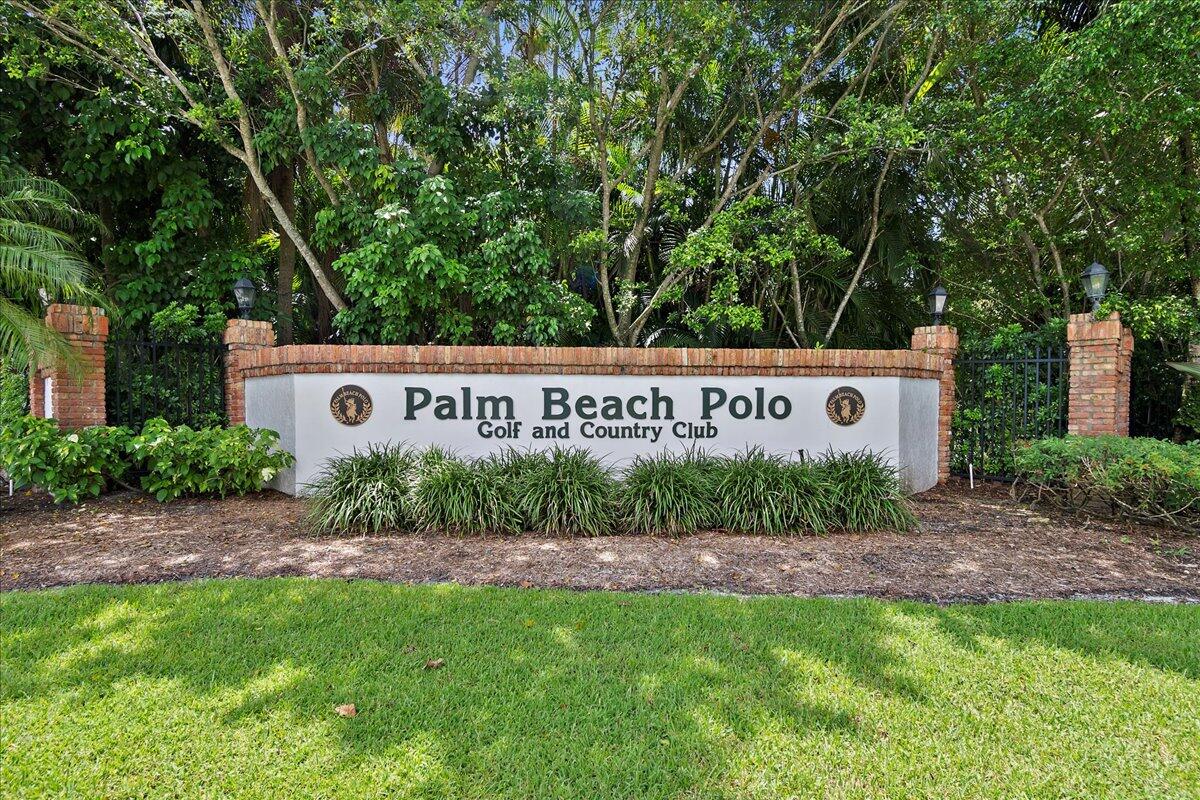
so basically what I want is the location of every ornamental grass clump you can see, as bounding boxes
[620,450,720,535]
[778,460,838,534]
[710,450,792,533]
[709,449,837,534]
[413,453,522,535]
[302,444,914,536]
[507,447,617,536]
[818,449,915,531]
[305,443,417,534]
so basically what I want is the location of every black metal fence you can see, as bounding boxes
[106,340,225,430]
[951,346,1069,480]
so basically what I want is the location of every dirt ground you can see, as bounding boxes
[1,481,1197,601]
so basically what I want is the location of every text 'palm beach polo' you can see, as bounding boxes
[401,385,797,442]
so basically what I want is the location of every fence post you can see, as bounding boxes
[1066,312,1134,436]
[911,325,959,484]
[28,304,108,429]
[223,319,274,425]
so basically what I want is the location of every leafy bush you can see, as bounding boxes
[305,443,417,534]
[620,450,719,535]
[413,453,523,535]
[1014,436,1200,528]
[0,358,28,426]
[504,447,618,536]
[0,415,131,503]
[127,418,294,501]
[818,449,916,531]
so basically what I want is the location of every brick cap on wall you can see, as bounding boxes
[224,318,275,347]
[911,325,958,353]
[236,344,946,379]
[44,304,108,338]
[1067,311,1128,345]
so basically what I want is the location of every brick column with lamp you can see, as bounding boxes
[1066,312,1134,436]
[223,319,274,425]
[911,324,959,484]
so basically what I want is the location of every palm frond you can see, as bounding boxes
[1168,362,1200,379]
[0,296,77,369]
[0,177,100,234]
[0,167,105,369]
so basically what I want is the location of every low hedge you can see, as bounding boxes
[0,417,132,503]
[0,414,294,503]
[305,445,914,536]
[1013,435,1200,529]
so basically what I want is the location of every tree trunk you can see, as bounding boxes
[243,175,269,239]
[825,150,895,343]
[273,164,297,345]
[1177,133,1200,439]
[315,248,339,342]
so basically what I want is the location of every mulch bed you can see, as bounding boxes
[1,481,1197,602]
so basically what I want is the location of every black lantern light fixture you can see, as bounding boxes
[927,285,949,325]
[1081,261,1109,312]
[233,278,256,320]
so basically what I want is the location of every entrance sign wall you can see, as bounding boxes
[237,344,948,495]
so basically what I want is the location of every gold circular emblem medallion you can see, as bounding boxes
[825,386,866,426]
[330,385,373,426]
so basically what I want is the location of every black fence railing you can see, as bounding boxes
[106,340,225,430]
[951,346,1069,481]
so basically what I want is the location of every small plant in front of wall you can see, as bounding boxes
[302,445,915,537]
[0,415,293,503]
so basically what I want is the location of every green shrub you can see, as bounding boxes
[506,447,618,536]
[305,443,418,534]
[413,453,522,535]
[778,460,839,533]
[620,450,719,535]
[0,414,292,503]
[0,358,28,426]
[708,449,839,534]
[709,449,789,533]
[300,445,912,537]
[1014,436,1200,528]
[818,449,915,531]
[127,418,294,501]
[0,415,131,503]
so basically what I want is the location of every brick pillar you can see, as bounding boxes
[911,325,959,484]
[1067,312,1134,436]
[28,304,109,429]
[223,319,274,425]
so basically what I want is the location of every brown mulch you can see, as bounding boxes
[1,481,1197,602]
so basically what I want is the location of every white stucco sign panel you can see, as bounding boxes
[245,373,939,495]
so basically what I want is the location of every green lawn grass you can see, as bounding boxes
[2,580,1198,799]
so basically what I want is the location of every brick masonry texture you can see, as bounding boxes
[234,344,947,379]
[223,319,275,425]
[1066,312,1134,437]
[910,325,959,483]
[29,304,108,430]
